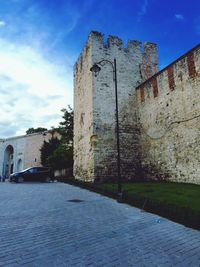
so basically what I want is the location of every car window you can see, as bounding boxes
[37,167,44,171]
[28,168,37,173]
[38,167,49,172]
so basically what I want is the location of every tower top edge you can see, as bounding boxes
[88,30,155,50]
[74,30,157,69]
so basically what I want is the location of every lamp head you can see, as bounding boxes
[90,63,101,77]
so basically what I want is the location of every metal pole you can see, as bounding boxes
[114,58,122,199]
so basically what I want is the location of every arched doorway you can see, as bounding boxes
[17,159,23,172]
[3,145,14,178]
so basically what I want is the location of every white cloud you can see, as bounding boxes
[0,38,73,138]
[0,21,6,27]
[137,0,149,22]
[175,14,184,20]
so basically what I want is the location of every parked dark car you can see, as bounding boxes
[9,167,54,183]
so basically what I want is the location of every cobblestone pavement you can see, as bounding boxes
[0,182,199,267]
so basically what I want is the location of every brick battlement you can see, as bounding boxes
[136,43,200,103]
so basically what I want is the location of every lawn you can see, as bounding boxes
[100,182,200,213]
[62,177,200,229]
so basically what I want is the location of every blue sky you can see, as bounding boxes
[0,0,199,137]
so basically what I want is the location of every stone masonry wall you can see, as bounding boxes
[136,44,200,184]
[73,36,94,181]
[74,31,158,182]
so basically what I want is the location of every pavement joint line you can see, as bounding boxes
[0,182,199,266]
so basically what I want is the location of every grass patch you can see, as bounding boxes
[60,177,200,230]
[99,181,200,230]
[100,182,200,213]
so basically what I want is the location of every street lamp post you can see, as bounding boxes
[90,58,122,200]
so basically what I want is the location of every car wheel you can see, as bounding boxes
[45,177,51,183]
[17,177,24,183]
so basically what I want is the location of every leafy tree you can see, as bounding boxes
[58,106,73,144]
[40,137,61,167]
[26,127,47,134]
[40,106,73,171]
[48,145,73,170]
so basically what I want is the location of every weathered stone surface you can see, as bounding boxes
[137,45,200,184]
[74,31,158,182]
[74,31,200,185]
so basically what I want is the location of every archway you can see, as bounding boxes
[17,159,23,172]
[3,145,14,178]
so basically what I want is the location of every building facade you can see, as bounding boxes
[74,31,200,185]
[0,131,53,178]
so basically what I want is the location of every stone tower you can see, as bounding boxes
[74,31,158,182]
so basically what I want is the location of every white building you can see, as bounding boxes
[0,131,53,177]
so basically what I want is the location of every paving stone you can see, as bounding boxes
[0,182,199,266]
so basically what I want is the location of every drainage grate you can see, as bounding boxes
[67,199,84,203]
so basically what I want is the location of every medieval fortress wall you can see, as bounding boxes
[137,45,200,184]
[74,31,200,184]
[74,31,158,182]
[73,35,94,181]
[0,131,52,177]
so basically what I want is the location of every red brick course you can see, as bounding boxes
[152,78,158,98]
[167,66,175,90]
[187,52,196,78]
[140,86,145,102]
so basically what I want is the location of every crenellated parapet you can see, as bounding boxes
[74,31,158,83]
[136,43,200,103]
[141,42,158,80]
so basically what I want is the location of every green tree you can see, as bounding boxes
[58,106,73,144]
[40,137,61,167]
[48,145,73,170]
[26,127,47,134]
[40,106,73,171]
